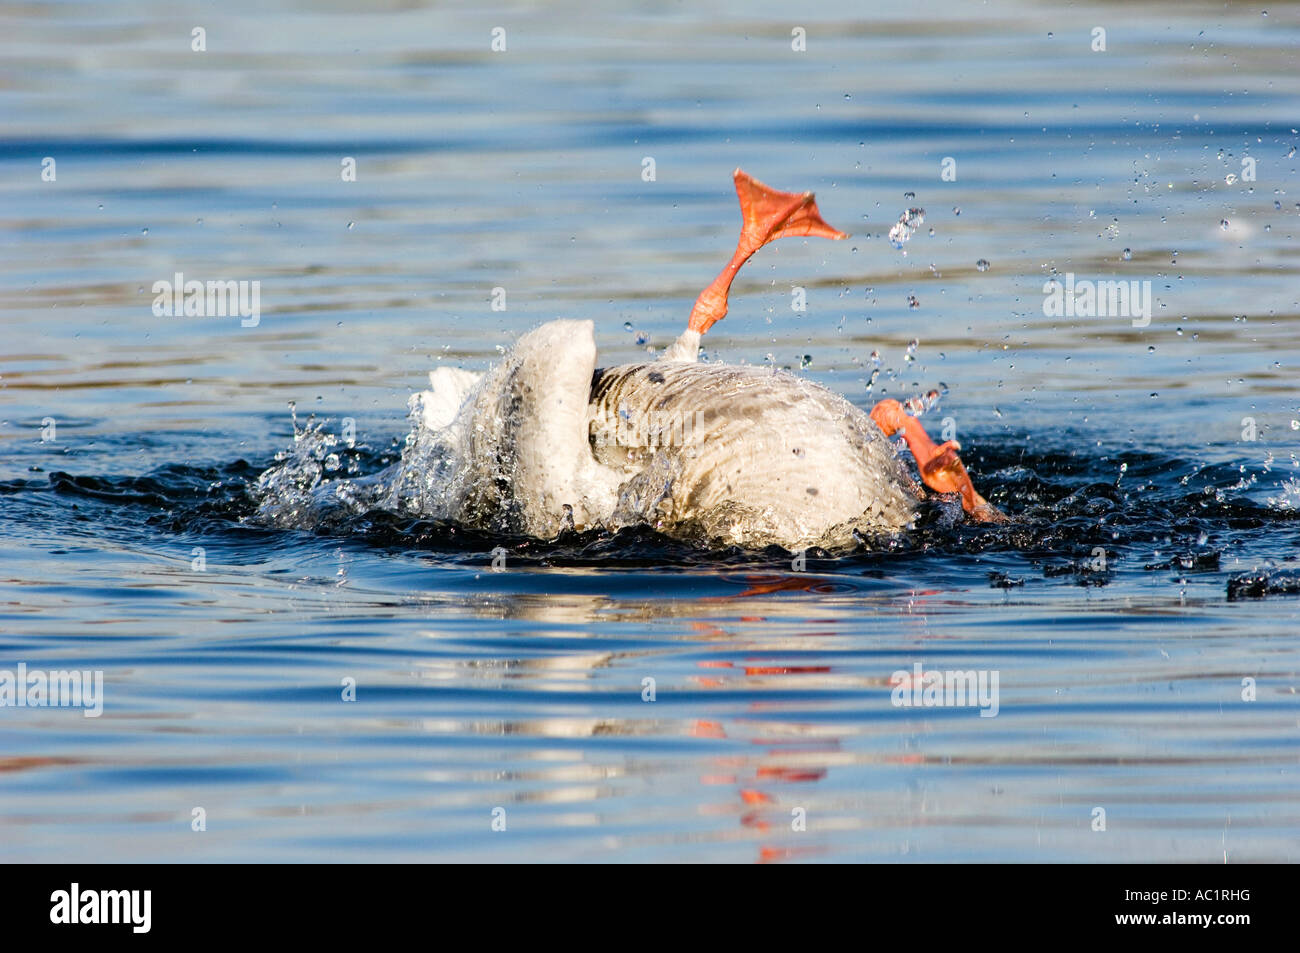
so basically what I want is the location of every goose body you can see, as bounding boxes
[408,319,920,550]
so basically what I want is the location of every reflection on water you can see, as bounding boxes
[2,0,1300,862]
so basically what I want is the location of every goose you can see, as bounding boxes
[401,169,1001,550]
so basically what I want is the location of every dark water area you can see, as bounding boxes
[2,0,1299,861]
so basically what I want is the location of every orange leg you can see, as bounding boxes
[870,399,1005,522]
[688,169,847,334]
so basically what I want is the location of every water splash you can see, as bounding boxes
[248,411,377,531]
[1267,476,1300,511]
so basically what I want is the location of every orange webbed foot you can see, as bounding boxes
[870,399,1005,522]
[687,169,847,334]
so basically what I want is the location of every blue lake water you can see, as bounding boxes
[1,0,1298,862]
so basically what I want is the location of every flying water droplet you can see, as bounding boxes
[976,258,990,272]
[888,208,926,250]
[888,221,911,249]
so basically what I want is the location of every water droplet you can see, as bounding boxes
[888,208,926,250]
[904,191,915,200]
[976,258,990,271]
[1147,345,1155,353]
[907,295,920,309]
[800,354,812,368]
[624,321,633,331]
[140,227,148,236]
[347,221,354,230]
[1220,219,1230,230]
[1122,248,1132,260]
[635,332,649,346]
[952,207,960,216]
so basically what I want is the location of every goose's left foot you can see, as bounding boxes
[869,399,1005,522]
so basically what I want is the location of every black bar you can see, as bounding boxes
[3,864,1280,940]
